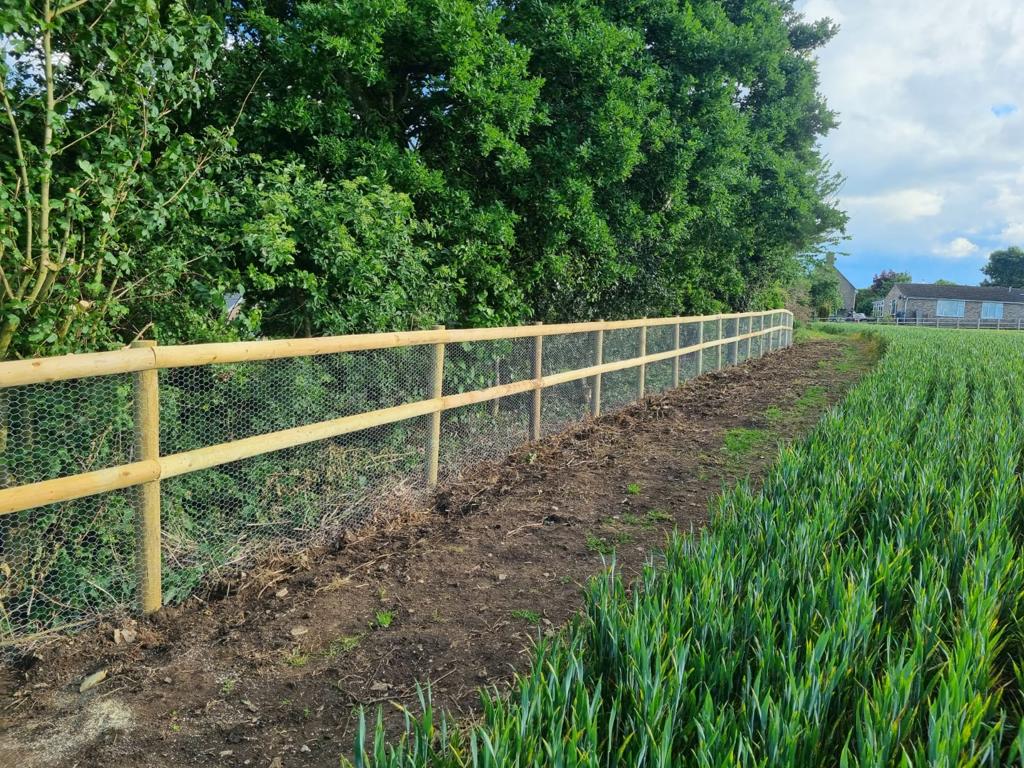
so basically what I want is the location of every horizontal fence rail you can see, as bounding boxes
[828,316,1024,330]
[0,310,792,640]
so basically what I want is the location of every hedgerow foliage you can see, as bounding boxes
[1,0,843,358]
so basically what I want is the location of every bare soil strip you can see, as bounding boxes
[0,337,877,768]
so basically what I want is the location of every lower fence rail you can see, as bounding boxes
[0,310,792,640]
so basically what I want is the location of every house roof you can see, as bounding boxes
[833,266,856,294]
[894,283,1024,303]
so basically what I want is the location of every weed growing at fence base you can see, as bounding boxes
[352,327,1024,766]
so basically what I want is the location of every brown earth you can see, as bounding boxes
[0,335,878,768]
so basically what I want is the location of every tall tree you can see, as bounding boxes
[807,259,842,317]
[2,0,848,355]
[206,0,544,333]
[855,269,911,314]
[206,0,846,331]
[0,0,235,360]
[981,246,1024,287]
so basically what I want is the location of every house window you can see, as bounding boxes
[981,302,1004,320]
[936,299,965,318]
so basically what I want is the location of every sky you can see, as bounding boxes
[797,0,1024,288]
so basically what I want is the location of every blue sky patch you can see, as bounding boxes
[992,103,1018,118]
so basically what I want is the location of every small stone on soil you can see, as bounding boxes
[79,668,107,693]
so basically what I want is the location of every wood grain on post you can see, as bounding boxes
[733,318,740,365]
[696,321,704,374]
[637,321,647,400]
[530,322,543,441]
[672,321,681,388]
[131,340,161,615]
[717,318,723,370]
[591,325,604,418]
[425,325,445,488]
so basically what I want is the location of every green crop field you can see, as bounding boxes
[351,327,1024,766]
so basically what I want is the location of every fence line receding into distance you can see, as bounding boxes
[0,310,792,642]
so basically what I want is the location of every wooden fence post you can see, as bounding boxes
[591,325,604,418]
[530,322,543,441]
[696,321,704,375]
[637,321,647,400]
[732,318,740,365]
[132,340,161,615]
[717,318,723,370]
[425,326,445,488]
[672,320,681,388]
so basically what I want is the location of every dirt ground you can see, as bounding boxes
[0,336,878,768]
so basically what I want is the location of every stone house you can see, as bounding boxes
[880,283,1024,325]
[834,266,857,313]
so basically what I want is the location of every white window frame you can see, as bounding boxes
[936,299,965,318]
[981,302,1004,320]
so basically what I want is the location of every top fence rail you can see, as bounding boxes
[1,311,782,389]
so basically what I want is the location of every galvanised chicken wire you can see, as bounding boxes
[0,313,791,643]
[0,377,140,640]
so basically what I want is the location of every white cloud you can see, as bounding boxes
[845,189,944,222]
[797,0,1024,284]
[1002,222,1024,243]
[933,237,980,259]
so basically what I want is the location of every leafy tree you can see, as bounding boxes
[807,259,842,317]
[2,0,847,355]
[870,269,912,294]
[855,269,912,314]
[182,158,454,336]
[0,0,232,360]
[207,0,543,328]
[982,246,1024,287]
[204,0,845,329]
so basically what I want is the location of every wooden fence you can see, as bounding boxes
[0,310,792,616]
[828,316,1024,330]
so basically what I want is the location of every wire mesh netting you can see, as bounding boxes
[0,314,791,642]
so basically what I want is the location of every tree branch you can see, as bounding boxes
[0,81,34,287]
